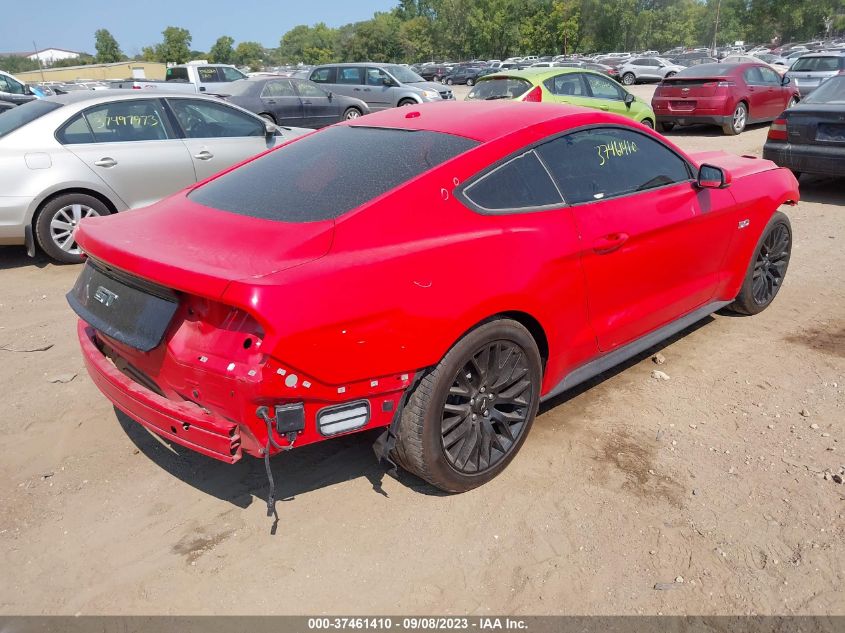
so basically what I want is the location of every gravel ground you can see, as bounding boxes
[0,84,842,615]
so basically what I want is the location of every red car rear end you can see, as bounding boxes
[653,62,799,135]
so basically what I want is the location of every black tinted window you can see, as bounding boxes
[166,67,189,82]
[537,127,691,204]
[463,151,561,212]
[0,100,62,139]
[189,127,478,222]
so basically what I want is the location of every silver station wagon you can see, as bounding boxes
[0,91,307,263]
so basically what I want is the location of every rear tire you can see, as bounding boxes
[723,102,747,135]
[791,170,801,180]
[466,78,474,86]
[259,113,276,123]
[622,73,636,86]
[391,319,542,492]
[641,118,655,129]
[726,211,792,316]
[657,121,675,132]
[35,193,111,264]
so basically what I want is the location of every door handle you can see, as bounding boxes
[593,233,629,254]
[199,87,206,92]
[302,100,312,105]
[93,157,117,168]
[353,88,361,91]
[265,99,276,104]
[193,150,213,160]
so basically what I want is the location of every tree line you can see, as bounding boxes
[3,0,841,75]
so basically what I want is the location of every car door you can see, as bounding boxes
[583,73,629,117]
[293,80,339,128]
[166,98,274,182]
[757,66,789,118]
[260,79,304,126]
[741,67,771,121]
[195,66,247,94]
[535,126,734,351]
[543,72,592,108]
[364,67,395,110]
[60,98,196,209]
[0,73,36,106]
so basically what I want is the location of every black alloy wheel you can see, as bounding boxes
[440,340,533,474]
[727,211,792,315]
[751,222,790,306]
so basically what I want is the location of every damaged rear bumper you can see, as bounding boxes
[78,321,243,463]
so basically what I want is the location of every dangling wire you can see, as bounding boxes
[256,406,295,524]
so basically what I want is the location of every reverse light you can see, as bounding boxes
[768,118,788,141]
[523,85,543,102]
[317,401,370,436]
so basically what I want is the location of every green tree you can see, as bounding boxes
[233,41,265,69]
[279,23,338,63]
[209,35,235,63]
[143,26,192,63]
[94,29,123,63]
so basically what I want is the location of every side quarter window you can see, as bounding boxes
[463,151,562,213]
[536,127,691,204]
[310,67,337,84]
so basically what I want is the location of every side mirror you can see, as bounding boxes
[624,92,635,108]
[781,75,791,86]
[24,85,34,96]
[264,121,276,140]
[697,164,731,189]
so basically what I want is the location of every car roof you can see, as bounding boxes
[481,67,594,81]
[342,100,601,143]
[40,91,236,107]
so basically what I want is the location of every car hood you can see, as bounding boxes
[74,194,335,299]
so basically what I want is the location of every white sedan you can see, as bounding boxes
[0,91,307,263]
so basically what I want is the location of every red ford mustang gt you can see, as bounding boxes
[68,101,798,497]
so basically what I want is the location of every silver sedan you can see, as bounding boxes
[0,91,308,263]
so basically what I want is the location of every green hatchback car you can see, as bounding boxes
[466,67,657,128]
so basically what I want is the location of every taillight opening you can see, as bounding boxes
[768,118,788,141]
[523,85,543,102]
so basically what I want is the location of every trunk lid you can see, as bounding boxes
[782,104,845,145]
[74,194,335,299]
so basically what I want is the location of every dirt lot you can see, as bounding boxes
[0,84,842,616]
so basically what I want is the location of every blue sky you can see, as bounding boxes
[4,0,398,55]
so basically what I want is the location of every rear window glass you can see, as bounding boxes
[189,126,479,222]
[803,76,845,104]
[674,64,730,78]
[790,56,843,72]
[166,67,189,82]
[0,100,62,139]
[466,77,532,100]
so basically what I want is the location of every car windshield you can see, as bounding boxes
[802,75,845,104]
[466,77,532,100]
[0,100,63,139]
[384,65,425,83]
[790,56,842,72]
[188,126,479,222]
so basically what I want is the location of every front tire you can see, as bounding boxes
[259,113,276,123]
[622,72,636,86]
[392,320,542,492]
[397,98,417,107]
[343,107,362,120]
[726,211,792,315]
[35,193,110,264]
[723,102,747,135]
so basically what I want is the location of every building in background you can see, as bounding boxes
[27,48,81,64]
[15,61,167,83]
